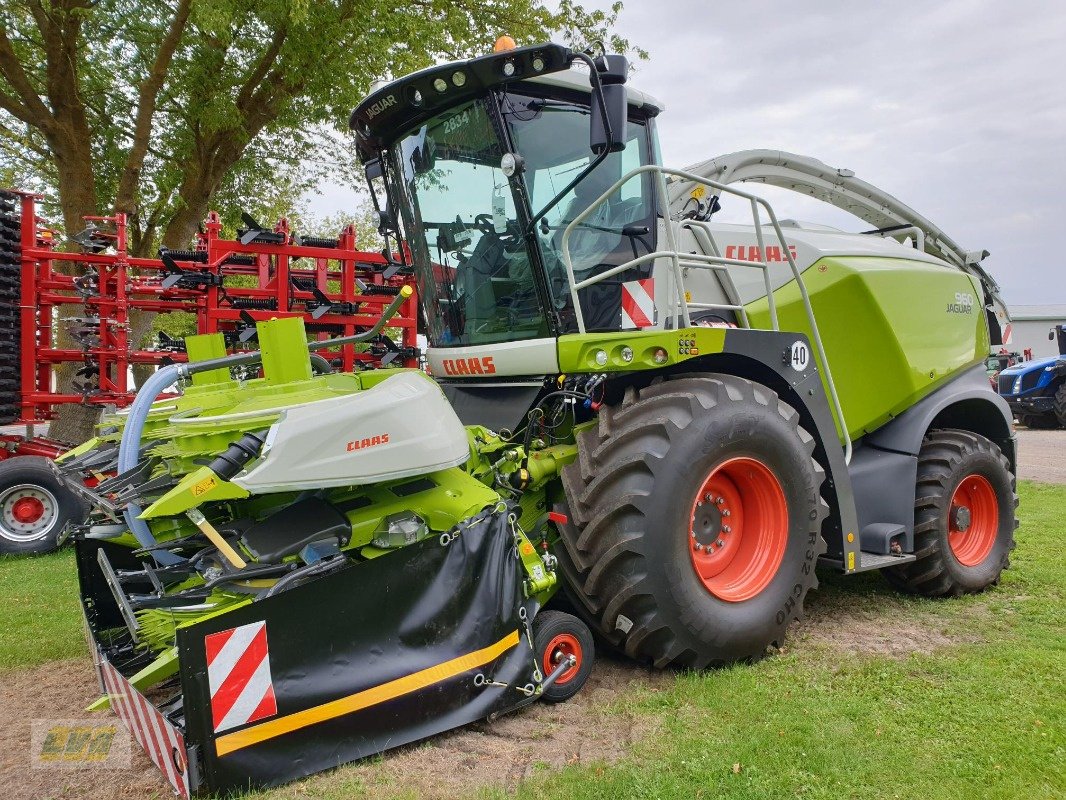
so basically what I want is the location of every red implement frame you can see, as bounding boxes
[6,191,418,428]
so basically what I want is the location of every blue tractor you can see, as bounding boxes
[998,324,1066,428]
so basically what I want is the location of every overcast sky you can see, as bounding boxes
[306,0,1064,306]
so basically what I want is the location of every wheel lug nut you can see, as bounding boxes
[695,543,704,551]
[716,496,725,505]
[722,509,730,517]
[722,525,731,533]
[716,538,725,547]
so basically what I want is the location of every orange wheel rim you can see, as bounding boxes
[543,633,582,685]
[688,456,789,602]
[947,474,998,567]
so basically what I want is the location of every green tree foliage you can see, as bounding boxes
[0,0,640,253]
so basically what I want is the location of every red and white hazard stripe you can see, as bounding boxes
[621,278,655,329]
[1003,322,1013,345]
[206,620,277,734]
[99,657,190,798]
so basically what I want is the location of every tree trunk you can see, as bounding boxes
[43,124,105,446]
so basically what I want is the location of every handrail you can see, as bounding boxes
[559,164,851,464]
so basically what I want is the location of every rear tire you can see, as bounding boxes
[1020,412,1057,430]
[882,429,1017,596]
[1054,383,1066,427]
[555,375,827,669]
[0,456,86,555]
[532,610,594,703]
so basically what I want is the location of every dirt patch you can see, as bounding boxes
[793,576,985,658]
[0,654,670,800]
[278,656,672,800]
[0,658,168,800]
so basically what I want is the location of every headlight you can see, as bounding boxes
[499,152,524,177]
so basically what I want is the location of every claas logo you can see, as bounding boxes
[441,356,496,376]
[347,433,390,452]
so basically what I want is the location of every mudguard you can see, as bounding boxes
[78,505,537,796]
[865,364,1015,469]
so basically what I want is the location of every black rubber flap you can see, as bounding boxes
[176,505,534,794]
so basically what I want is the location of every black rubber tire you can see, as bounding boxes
[882,429,1017,596]
[1054,383,1066,428]
[532,609,594,703]
[0,456,87,555]
[555,375,827,669]
[1019,412,1058,430]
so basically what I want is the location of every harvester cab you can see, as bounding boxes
[66,39,1019,796]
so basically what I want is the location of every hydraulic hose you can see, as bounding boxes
[117,363,185,564]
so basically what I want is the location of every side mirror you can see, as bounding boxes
[590,55,629,155]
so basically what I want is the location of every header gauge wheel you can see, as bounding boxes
[533,610,594,703]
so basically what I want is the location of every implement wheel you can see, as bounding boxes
[532,610,593,703]
[882,429,1017,596]
[555,375,827,669]
[0,456,86,555]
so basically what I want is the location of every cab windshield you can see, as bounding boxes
[504,92,656,332]
[393,99,546,347]
[391,90,657,347]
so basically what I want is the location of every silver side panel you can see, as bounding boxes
[234,372,469,493]
[427,337,559,378]
[669,148,1009,328]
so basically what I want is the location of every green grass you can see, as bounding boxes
[0,548,87,670]
[0,483,1063,799]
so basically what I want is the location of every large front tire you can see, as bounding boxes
[555,376,827,669]
[882,429,1017,596]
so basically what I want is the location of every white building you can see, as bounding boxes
[1009,304,1066,358]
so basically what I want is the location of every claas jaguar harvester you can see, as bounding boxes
[67,38,1018,796]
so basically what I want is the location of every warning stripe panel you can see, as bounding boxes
[99,658,190,798]
[206,620,277,733]
[621,278,654,329]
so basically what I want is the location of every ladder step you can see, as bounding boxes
[818,551,918,573]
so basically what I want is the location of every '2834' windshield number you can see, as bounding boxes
[442,111,470,136]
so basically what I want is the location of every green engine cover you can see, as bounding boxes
[747,255,989,439]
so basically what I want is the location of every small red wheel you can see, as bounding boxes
[532,610,593,703]
[947,474,999,567]
[542,632,582,686]
[688,456,789,602]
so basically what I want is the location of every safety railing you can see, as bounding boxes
[559,164,851,464]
